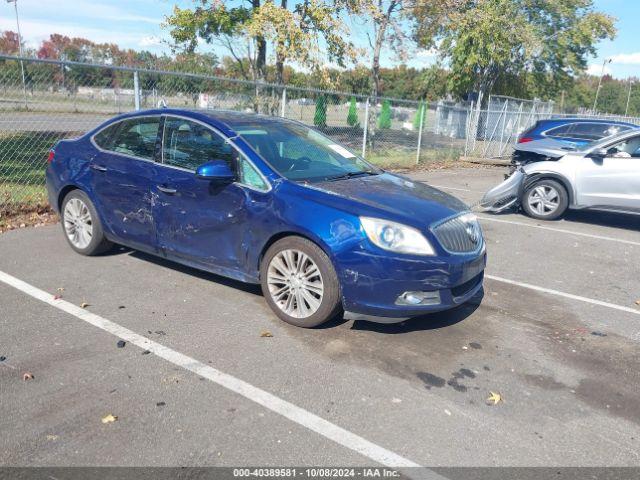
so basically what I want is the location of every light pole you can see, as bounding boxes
[7,0,28,109]
[592,58,611,113]
[625,78,634,117]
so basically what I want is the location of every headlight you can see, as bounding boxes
[360,217,435,255]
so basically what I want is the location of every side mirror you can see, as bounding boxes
[195,160,235,183]
[588,147,608,159]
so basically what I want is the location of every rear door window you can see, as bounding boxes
[95,117,160,160]
[571,123,629,141]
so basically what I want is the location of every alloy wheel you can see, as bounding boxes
[267,249,324,319]
[63,197,93,249]
[527,185,560,216]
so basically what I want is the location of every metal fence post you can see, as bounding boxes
[416,101,426,164]
[133,71,141,111]
[281,87,287,117]
[361,97,370,158]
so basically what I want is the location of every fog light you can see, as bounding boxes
[396,290,441,306]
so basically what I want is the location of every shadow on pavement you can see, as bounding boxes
[126,249,263,296]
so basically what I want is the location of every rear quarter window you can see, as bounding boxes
[93,123,119,150]
[544,124,575,138]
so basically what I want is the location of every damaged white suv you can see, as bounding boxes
[481,128,640,220]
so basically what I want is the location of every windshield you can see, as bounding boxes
[234,121,379,182]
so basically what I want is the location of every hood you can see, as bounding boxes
[515,138,578,159]
[309,172,468,227]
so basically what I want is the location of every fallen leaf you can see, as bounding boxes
[635,300,640,306]
[23,372,34,381]
[80,302,90,308]
[101,414,118,424]
[141,350,151,355]
[486,391,502,405]
[260,331,273,338]
[57,287,65,292]
[53,294,62,300]
[46,434,59,441]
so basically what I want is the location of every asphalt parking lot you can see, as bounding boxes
[1,166,639,469]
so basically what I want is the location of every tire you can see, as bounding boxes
[260,236,342,328]
[521,179,569,220]
[60,189,113,256]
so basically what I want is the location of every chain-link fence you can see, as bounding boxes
[4,53,640,213]
[464,95,640,159]
[2,54,469,212]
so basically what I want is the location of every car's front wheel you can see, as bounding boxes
[260,236,342,328]
[522,179,568,220]
[61,189,113,255]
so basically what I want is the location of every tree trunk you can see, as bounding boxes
[370,1,396,99]
[276,0,287,84]
[252,0,267,82]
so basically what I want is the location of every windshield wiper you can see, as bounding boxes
[323,171,379,182]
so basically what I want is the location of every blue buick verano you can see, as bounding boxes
[46,109,485,327]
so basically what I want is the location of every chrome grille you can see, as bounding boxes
[432,213,483,254]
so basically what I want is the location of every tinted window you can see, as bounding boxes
[108,117,160,160]
[93,123,120,150]
[544,124,575,138]
[162,117,235,171]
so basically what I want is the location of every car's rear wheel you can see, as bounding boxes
[61,190,112,255]
[260,236,342,328]
[522,179,568,220]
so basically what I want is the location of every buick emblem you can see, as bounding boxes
[465,221,480,244]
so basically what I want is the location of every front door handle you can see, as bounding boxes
[90,164,107,172]
[157,185,177,194]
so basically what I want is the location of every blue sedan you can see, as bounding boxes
[46,109,485,327]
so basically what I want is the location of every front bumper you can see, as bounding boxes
[480,170,525,213]
[337,247,486,319]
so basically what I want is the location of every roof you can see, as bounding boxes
[537,117,638,127]
[114,107,299,137]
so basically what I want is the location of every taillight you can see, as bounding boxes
[47,150,55,163]
[518,137,533,144]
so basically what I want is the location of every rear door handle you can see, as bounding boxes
[157,185,177,194]
[90,164,107,172]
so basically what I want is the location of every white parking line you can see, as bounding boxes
[486,274,640,316]
[0,269,425,470]
[428,184,473,192]
[478,215,640,247]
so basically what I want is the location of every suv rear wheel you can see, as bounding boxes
[522,179,568,220]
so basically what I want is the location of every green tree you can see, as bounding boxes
[424,0,616,104]
[347,97,358,126]
[164,1,357,86]
[314,95,327,127]
[413,101,426,130]
[378,100,392,128]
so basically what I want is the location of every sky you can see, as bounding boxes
[1,0,638,79]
